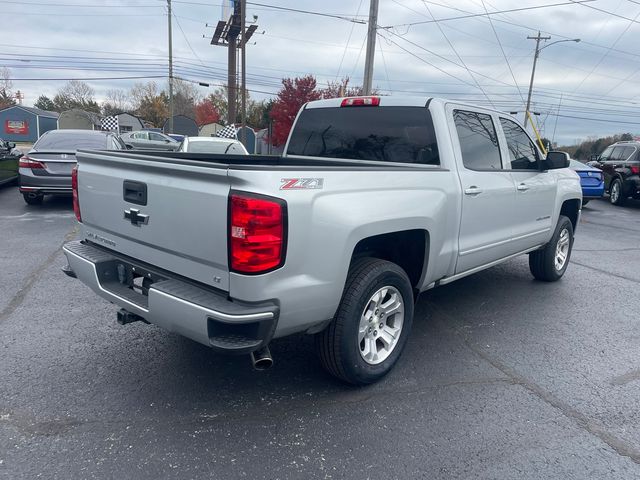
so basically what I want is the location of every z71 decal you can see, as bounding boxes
[280,178,324,190]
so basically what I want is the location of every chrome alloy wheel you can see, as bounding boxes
[555,228,570,271]
[358,286,405,365]
[611,181,620,204]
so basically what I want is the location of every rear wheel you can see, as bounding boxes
[315,258,414,385]
[23,193,43,205]
[610,178,625,205]
[529,215,573,282]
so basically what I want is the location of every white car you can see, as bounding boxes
[178,136,248,155]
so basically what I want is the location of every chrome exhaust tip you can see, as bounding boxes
[250,345,273,370]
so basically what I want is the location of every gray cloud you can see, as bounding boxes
[4,0,640,144]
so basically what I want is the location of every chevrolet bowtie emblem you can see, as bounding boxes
[124,208,149,226]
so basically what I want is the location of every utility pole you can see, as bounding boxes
[525,31,550,126]
[227,25,238,125]
[167,0,174,133]
[210,4,258,127]
[240,0,247,144]
[362,0,379,95]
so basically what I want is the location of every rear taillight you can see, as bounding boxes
[18,156,46,169]
[631,166,640,175]
[71,165,81,222]
[340,96,380,107]
[229,192,286,274]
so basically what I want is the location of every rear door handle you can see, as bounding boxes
[517,183,529,192]
[464,186,483,195]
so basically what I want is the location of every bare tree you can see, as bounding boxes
[171,79,202,118]
[53,80,99,112]
[102,88,131,116]
[0,67,15,109]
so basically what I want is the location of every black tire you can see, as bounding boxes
[581,199,590,206]
[23,193,43,205]
[529,215,574,282]
[315,257,414,385]
[609,178,626,205]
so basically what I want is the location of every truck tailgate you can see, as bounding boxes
[76,150,231,290]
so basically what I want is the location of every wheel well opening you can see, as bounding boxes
[560,199,581,231]
[351,230,428,289]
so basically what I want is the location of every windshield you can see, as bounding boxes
[187,140,246,155]
[35,132,107,150]
[569,159,589,169]
[286,106,440,164]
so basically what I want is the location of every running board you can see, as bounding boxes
[436,245,543,286]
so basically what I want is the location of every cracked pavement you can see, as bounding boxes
[1,186,639,479]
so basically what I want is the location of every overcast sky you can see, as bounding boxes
[4,0,640,144]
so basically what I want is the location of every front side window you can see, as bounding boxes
[500,118,539,170]
[149,132,166,142]
[599,146,614,161]
[454,110,502,170]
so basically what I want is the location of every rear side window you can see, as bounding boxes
[286,106,439,165]
[619,146,635,160]
[499,117,539,170]
[454,110,501,170]
[35,132,107,150]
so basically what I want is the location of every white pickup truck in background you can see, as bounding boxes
[63,96,582,384]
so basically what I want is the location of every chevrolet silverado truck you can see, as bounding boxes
[62,96,582,385]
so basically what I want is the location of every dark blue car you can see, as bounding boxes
[569,159,604,206]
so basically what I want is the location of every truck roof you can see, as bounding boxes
[303,96,520,123]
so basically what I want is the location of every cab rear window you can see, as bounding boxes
[286,106,440,165]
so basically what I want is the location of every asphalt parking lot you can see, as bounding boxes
[1,186,639,480]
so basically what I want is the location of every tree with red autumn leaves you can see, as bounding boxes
[269,75,321,146]
[195,99,220,126]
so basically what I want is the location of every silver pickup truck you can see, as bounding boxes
[63,96,582,385]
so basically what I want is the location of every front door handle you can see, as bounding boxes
[464,186,483,195]
[517,183,530,192]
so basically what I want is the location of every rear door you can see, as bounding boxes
[497,117,556,251]
[76,150,232,290]
[130,131,149,149]
[448,106,519,274]
[599,146,621,189]
[149,132,174,150]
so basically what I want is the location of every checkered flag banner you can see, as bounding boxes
[101,116,119,132]
[216,123,237,139]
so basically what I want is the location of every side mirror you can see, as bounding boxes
[7,142,15,149]
[164,139,170,143]
[543,151,570,170]
[125,144,134,150]
[590,154,599,162]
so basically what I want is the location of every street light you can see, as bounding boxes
[525,32,580,126]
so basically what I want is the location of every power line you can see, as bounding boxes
[572,7,640,93]
[479,0,525,105]
[335,0,364,80]
[382,0,595,28]
[420,0,495,108]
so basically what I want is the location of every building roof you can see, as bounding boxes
[0,105,60,118]
[59,108,102,124]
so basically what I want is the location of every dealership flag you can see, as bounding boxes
[216,123,237,139]
[101,116,119,132]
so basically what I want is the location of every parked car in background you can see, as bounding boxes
[121,131,179,151]
[569,159,604,205]
[589,141,640,205]
[178,136,248,155]
[0,138,23,186]
[167,134,184,143]
[19,129,126,205]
